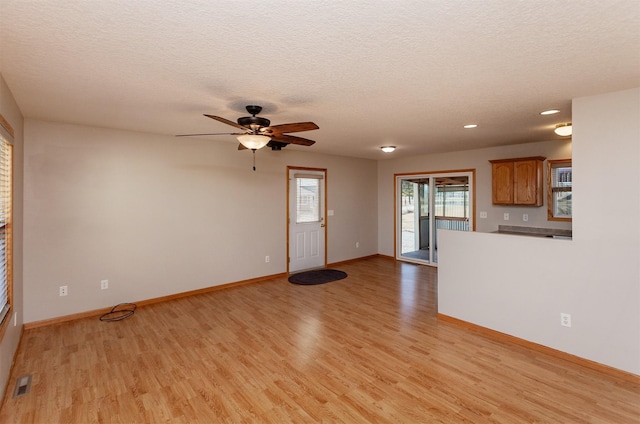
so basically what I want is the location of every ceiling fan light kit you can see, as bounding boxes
[554,123,572,136]
[237,134,270,150]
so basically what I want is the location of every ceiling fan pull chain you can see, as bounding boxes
[252,149,257,171]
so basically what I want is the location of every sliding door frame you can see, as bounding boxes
[394,169,476,266]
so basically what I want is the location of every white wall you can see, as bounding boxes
[438,87,640,374]
[23,120,378,323]
[377,138,572,257]
[0,73,24,400]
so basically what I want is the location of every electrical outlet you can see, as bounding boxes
[561,313,572,327]
[523,214,529,222]
[503,213,510,221]
[480,211,487,218]
[59,285,68,297]
[101,279,108,290]
[356,242,359,248]
[265,256,270,263]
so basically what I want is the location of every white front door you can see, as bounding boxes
[288,168,326,273]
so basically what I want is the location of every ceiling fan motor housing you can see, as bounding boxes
[237,116,270,128]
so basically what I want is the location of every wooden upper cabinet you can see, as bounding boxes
[491,161,513,204]
[489,157,545,206]
[514,159,542,205]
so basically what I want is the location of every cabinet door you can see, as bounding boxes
[514,160,542,205]
[492,162,513,204]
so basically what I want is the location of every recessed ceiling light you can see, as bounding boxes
[463,124,478,129]
[381,146,396,153]
[540,109,560,115]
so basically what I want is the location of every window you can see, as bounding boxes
[548,159,572,221]
[434,177,469,219]
[0,115,13,339]
[295,176,321,223]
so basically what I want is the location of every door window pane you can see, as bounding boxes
[296,178,320,223]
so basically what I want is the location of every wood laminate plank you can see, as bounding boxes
[1,257,638,423]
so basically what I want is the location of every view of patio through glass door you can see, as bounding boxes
[396,171,473,265]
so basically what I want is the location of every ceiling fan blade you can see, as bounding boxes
[204,114,248,130]
[270,134,316,146]
[265,122,319,134]
[175,132,244,137]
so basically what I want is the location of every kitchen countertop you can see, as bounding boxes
[493,225,572,239]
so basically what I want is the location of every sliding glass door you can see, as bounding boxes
[396,171,473,266]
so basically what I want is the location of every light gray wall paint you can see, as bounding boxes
[377,139,572,257]
[4,78,637,402]
[438,87,640,374]
[0,74,24,401]
[23,121,378,323]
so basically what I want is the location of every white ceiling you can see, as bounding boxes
[1,1,639,160]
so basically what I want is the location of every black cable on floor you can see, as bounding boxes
[99,303,137,322]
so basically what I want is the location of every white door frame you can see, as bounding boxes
[287,166,327,273]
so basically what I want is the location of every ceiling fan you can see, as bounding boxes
[177,105,319,152]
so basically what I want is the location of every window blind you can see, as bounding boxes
[0,128,13,326]
[551,162,572,218]
[294,173,324,180]
[296,177,320,223]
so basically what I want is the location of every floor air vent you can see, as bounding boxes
[12,375,32,398]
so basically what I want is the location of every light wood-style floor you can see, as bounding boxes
[1,256,638,423]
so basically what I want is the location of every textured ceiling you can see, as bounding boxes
[1,1,639,159]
